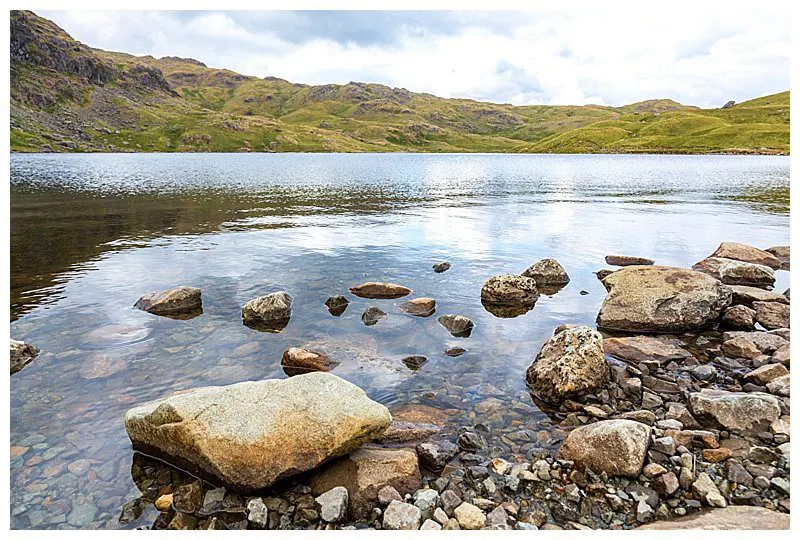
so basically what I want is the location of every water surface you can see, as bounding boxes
[10,153,790,529]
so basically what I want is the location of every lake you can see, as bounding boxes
[9,153,790,529]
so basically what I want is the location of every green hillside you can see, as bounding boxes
[10,10,790,154]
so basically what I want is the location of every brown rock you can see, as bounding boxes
[390,404,451,426]
[689,389,781,434]
[399,297,436,317]
[241,291,292,331]
[134,286,202,317]
[605,255,655,266]
[753,301,790,330]
[310,447,422,520]
[711,242,781,269]
[730,285,789,306]
[376,421,441,445]
[744,363,789,385]
[603,335,691,365]
[521,258,570,284]
[556,419,651,477]
[721,305,756,329]
[10,339,39,375]
[721,337,761,360]
[349,282,412,299]
[765,245,789,270]
[635,506,789,530]
[280,347,339,376]
[480,274,539,305]
[702,448,732,463]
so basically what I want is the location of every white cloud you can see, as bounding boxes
[38,4,789,108]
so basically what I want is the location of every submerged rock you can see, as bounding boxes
[438,315,474,337]
[124,372,391,493]
[241,291,293,332]
[605,255,655,267]
[526,326,609,403]
[688,389,781,434]
[324,295,349,316]
[596,266,732,333]
[444,347,466,357]
[710,242,781,269]
[521,258,570,284]
[311,447,421,520]
[361,306,387,326]
[349,282,412,299]
[556,419,650,477]
[480,275,539,305]
[281,347,339,376]
[134,286,202,318]
[432,262,451,273]
[401,355,428,370]
[399,297,436,317]
[10,339,39,375]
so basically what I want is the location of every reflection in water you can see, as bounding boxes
[9,153,790,529]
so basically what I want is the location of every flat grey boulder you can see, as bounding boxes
[349,282,412,299]
[480,274,539,305]
[710,242,781,269]
[10,339,39,375]
[124,372,391,493]
[521,258,570,284]
[556,419,651,477]
[242,291,292,331]
[526,326,609,403]
[636,506,789,530]
[688,389,781,434]
[134,286,202,317]
[596,266,731,333]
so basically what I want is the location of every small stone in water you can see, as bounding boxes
[433,262,451,273]
[361,306,387,326]
[444,347,466,357]
[401,355,428,370]
[325,295,349,316]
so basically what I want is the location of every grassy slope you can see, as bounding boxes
[10,11,790,154]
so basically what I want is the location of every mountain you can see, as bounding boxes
[10,10,790,154]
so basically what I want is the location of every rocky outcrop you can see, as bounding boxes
[605,255,655,267]
[596,266,732,333]
[526,326,609,403]
[521,259,570,284]
[556,419,651,477]
[10,339,39,374]
[688,389,781,434]
[480,275,539,305]
[710,242,781,269]
[134,286,202,317]
[124,372,391,493]
[310,447,422,520]
[280,347,339,376]
[349,282,412,299]
[399,298,436,317]
[241,291,292,331]
[636,506,789,530]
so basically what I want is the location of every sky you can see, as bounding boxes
[39,5,790,108]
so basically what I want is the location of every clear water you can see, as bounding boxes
[9,153,790,529]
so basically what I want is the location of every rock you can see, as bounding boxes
[310,447,421,520]
[745,363,789,385]
[124,372,391,493]
[324,295,349,316]
[420,519,442,530]
[721,305,756,329]
[155,493,173,511]
[723,331,787,353]
[454,502,486,530]
[636,500,654,522]
[765,245,789,269]
[432,262,451,273]
[134,286,202,317]
[246,498,268,528]
[437,314,474,337]
[636,506,789,529]
[710,242,781,269]
[10,339,39,374]
[444,347,466,357]
[603,335,691,365]
[377,485,402,505]
[702,448,732,462]
[605,255,655,266]
[413,489,439,520]
[691,364,717,382]
[315,486,348,523]
[766,374,790,397]
[526,326,609,403]
[714,258,776,288]
[486,505,511,529]
[382,500,422,530]
[361,306,386,326]
[652,471,679,496]
[433,508,449,525]
[596,266,732,333]
[281,347,339,376]
[556,419,651,477]
[401,355,428,370]
[399,298,436,317]
[377,421,440,444]
[349,282,412,299]
[241,291,292,331]
[440,490,462,516]
[753,301,790,330]
[688,389,781,434]
[620,410,656,425]
[772,344,790,365]
[173,480,204,513]
[730,285,789,305]
[721,337,761,359]
[521,258,570,284]
[416,440,459,471]
[480,274,539,305]
[692,472,726,507]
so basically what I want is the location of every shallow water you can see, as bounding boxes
[9,153,790,529]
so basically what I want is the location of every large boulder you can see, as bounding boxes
[636,506,789,530]
[526,326,609,403]
[752,301,790,330]
[716,259,775,288]
[722,331,787,353]
[730,285,789,305]
[349,282,412,299]
[710,242,781,269]
[521,259,570,284]
[241,291,293,331]
[280,347,339,376]
[480,275,539,305]
[311,447,422,520]
[134,286,202,317]
[556,419,651,477]
[596,266,732,333]
[124,372,391,493]
[765,245,789,270]
[603,335,692,366]
[10,339,39,375]
[688,389,781,434]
